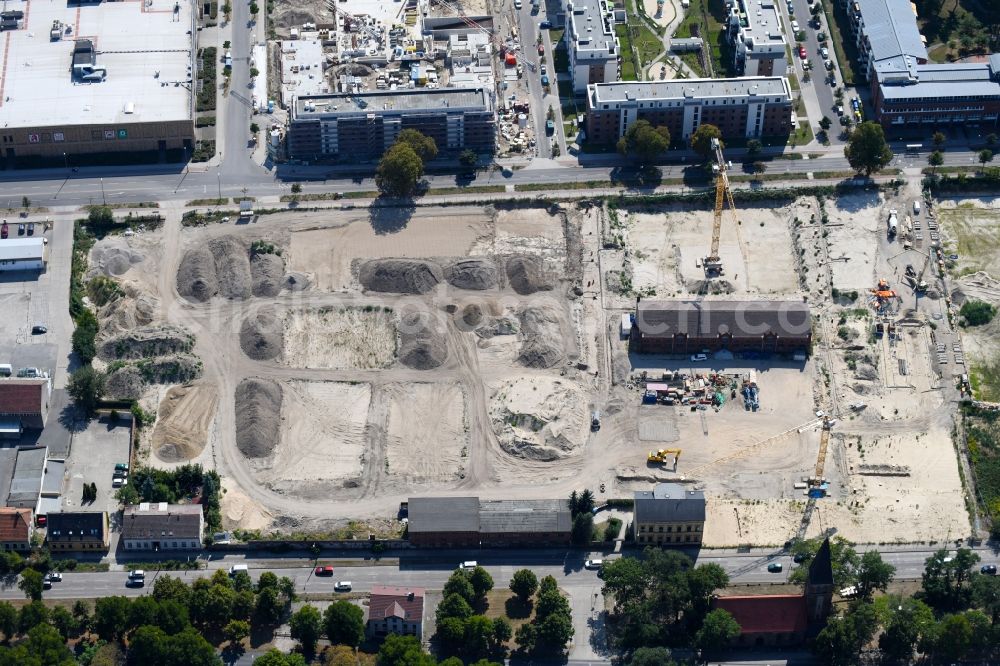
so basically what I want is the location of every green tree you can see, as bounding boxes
[153,575,191,605]
[690,124,722,161]
[127,596,160,634]
[290,183,302,195]
[224,619,250,645]
[972,573,1000,623]
[746,139,763,156]
[932,131,946,149]
[694,608,740,652]
[376,143,424,197]
[17,569,43,602]
[9,624,74,666]
[324,600,364,648]
[988,133,998,147]
[436,616,466,649]
[157,599,190,635]
[819,116,832,131]
[930,613,974,661]
[922,547,981,612]
[67,366,106,414]
[92,595,130,641]
[979,148,994,168]
[252,650,307,666]
[436,593,474,624]
[249,2,259,14]
[961,300,997,326]
[469,566,494,600]
[577,489,596,514]
[616,119,670,164]
[571,512,594,545]
[533,611,574,653]
[253,587,282,626]
[509,569,538,602]
[855,550,895,599]
[928,149,944,172]
[813,601,877,666]
[376,634,436,666]
[250,122,260,134]
[539,574,558,596]
[844,122,894,176]
[790,537,859,588]
[492,616,512,648]
[442,573,476,606]
[17,601,48,634]
[629,647,677,666]
[49,606,76,640]
[878,596,934,664]
[462,614,494,657]
[752,161,767,177]
[395,129,438,162]
[290,604,323,657]
[458,149,478,169]
[0,602,16,641]
[71,309,99,363]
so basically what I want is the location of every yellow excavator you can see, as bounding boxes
[648,449,682,470]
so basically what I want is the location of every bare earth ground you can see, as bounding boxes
[106,193,972,544]
[151,383,219,463]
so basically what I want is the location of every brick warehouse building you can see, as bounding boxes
[585,78,793,147]
[630,300,812,355]
[407,497,571,547]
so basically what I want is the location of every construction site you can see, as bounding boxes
[82,146,973,546]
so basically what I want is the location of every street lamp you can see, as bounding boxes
[217,172,222,201]
[63,152,68,170]
[100,177,106,205]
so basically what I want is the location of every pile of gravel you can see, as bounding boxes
[176,246,219,302]
[90,238,144,277]
[506,256,555,295]
[445,259,498,290]
[103,365,146,401]
[240,307,284,361]
[283,272,310,292]
[209,236,252,300]
[517,305,565,369]
[460,303,484,327]
[251,253,286,297]
[359,259,442,294]
[855,364,878,381]
[98,325,194,361]
[235,378,282,459]
[398,312,448,370]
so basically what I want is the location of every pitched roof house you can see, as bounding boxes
[121,503,204,551]
[366,585,425,639]
[0,507,32,551]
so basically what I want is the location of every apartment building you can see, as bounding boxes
[585,77,793,145]
[725,0,789,77]
[633,483,706,545]
[564,0,619,93]
[840,0,926,81]
[287,88,496,161]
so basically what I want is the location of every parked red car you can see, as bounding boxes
[315,566,334,576]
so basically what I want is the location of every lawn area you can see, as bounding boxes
[790,120,814,148]
[615,24,639,80]
[674,0,729,76]
[962,404,1000,536]
[557,79,582,121]
[482,589,536,651]
[936,203,1000,275]
[820,0,857,86]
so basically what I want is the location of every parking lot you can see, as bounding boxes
[60,416,131,522]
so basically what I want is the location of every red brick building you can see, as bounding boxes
[366,585,425,639]
[0,508,33,551]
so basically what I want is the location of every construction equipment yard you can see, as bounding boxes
[88,181,977,546]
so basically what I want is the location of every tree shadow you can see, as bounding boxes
[57,402,88,434]
[505,596,533,620]
[368,197,417,235]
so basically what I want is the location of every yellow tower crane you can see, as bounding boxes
[704,137,740,276]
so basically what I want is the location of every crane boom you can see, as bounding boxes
[326,0,385,46]
[704,137,739,276]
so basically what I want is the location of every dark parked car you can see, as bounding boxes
[767,562,783,573]
[793,552,808,563]
[539,20,552,28]
[31,325,47,335]
[982,564,998,575]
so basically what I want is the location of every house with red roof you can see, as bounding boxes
[0,507,33,551]
[366,585,425,639]
[0,378,50,438]
[712,538,835,647]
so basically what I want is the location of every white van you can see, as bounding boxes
[129,570,145,581]
[458,561,478,570]
[229,564,249,576]
[913,200,921,214]
[334,581,352,592]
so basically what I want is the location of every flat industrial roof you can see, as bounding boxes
[0,0,194,129]
[294,87,492,117]
[279,37,328,108]
[859,0,926,64]
[0,239,44,262]
[8,446,45,506]
[590,77,791,103]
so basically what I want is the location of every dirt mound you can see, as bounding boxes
[359,259,443,294]
[251,253,286,297]
[517,305,566,369]
[235,378,282,459]
[855,364,878,381]
[283,272,310,292]
[98,325,194,361]
[461,303,484,327]
[240,308,283,361]
[152,384,219,463]
[97,282,158,338]
[104,365,146,400]
[506,256,555,295]
[140,354,203,384]
[398,312,448,370]
[209,236,252,300]
[176,246,219,302]
[90,237,144,277]
[489,377,589,461]
[445,259,499,290]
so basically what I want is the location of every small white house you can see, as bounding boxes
[0,238,45,272]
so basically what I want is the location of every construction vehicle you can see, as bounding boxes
[704,137,738,276]
[324,0,385,47]
[648,449,681,470]
[887,209,898,238]
[590,410,601,431]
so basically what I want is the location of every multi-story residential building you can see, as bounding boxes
[45,512,109,552]
[840,0,926,81]
[585,78,793,146]
[564,0,619,94]
[287,88,496,162]
[633,483,706,545]
[121,503,204,552]
[725,0,789,77]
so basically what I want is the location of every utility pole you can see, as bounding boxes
[100,177,106,205]
[217,172,222,201]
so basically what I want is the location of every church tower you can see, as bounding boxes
[805,537,835,625]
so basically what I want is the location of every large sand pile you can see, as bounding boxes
[90,237,144,277]
[251,253,286,297]
[489,376,590,460]
[97,282,158,338]
[235,378,283,459]
[506,256,555,295]
[398,311,448,370]
[517,305,566,369]
[98,325,194,361]
[445,258,499,290]
[359,259,442,294]
[240,307,284,361]
[176,235,252,302]
[152,384,219,463]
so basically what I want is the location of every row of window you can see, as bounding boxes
[124,541,200,549]
[636,534,700,543]
[637,523,702,533]
[599,97,786,111]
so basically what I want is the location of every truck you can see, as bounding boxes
[887,209,898,237]
[239,199,254,220]
[590,410,601,431]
